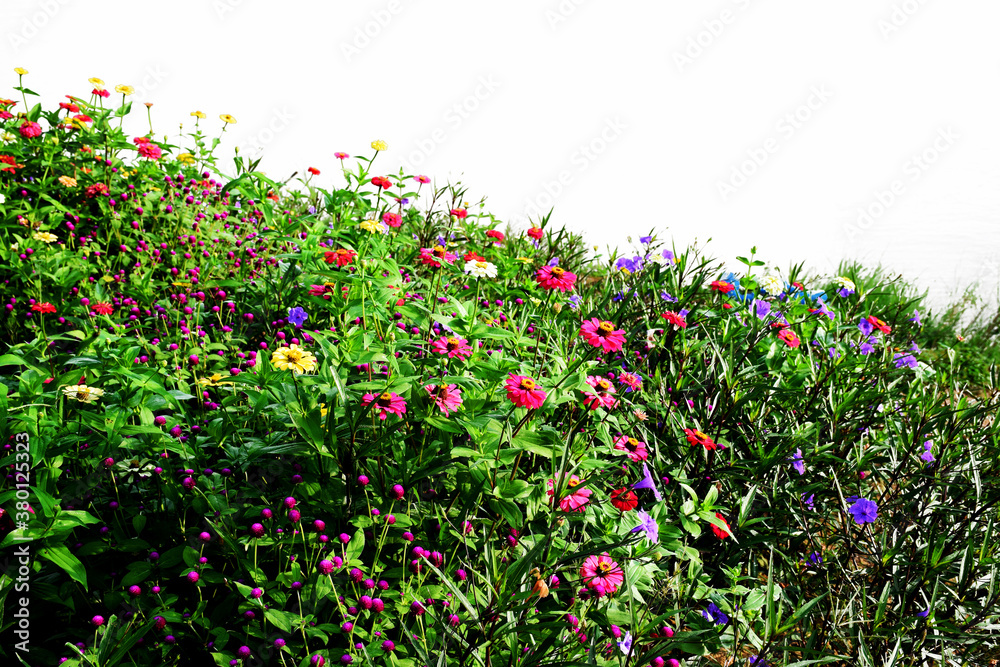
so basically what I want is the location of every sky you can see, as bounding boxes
[4,0,1000,312]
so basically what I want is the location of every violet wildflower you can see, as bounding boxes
[848,497,878,525]
[633,462,663,502]
[288,307,308,328]
[789,448,805,475]
[702,602,729,625]
[632,510,659,543]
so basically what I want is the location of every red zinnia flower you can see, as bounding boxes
[684,428,717,451]
[92,302,114,315]
[505,374,546,409]
[579,318,626,353]
[0,155,24,173]
[307,167,320,175]
[137,142,162,160]
[610,488,638,511]
[463,250,485,262]
[450,208,467,219]
[866,316,892,335]
[371,176,392,189]
[710,280,735,294]
[324,248,356,267]
[486,229,505,243]
[535,265,576,292]
[711,513,731,539]
[31,302,56,314]
[527,226,544,240]
[661,311,687,329]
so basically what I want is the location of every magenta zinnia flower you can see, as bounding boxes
[362,392,407,420]
[582,375,618,411]
[579,318,626,353]
[535,265,576,292]
[419,245,457,267]
[579,553,624,594]
[618,371,642,392]
[424,383,463,417]
[432,336,472,361]
[505,374,546,409]
[613,435,649,462]
[547,475,591,512]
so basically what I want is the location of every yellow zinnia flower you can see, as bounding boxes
[197,373,233,387]
[115,84,134,96]
[371,139,388,151]
[62,384,104,403]
[32,231,58,244]
[219,114,237,124]
[191,110,206,119]
[58,175,77,187]
[271,344,318,374]
[14,67,28,76]
[360,219,383,234]
[88,77,104,86]
[177,152,195,165]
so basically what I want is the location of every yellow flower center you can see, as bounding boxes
[377,392,393,407]
[286,349,303,363]
[597,561,612,574]
[597,321,615,335]
[550,267,565,278]
[433,245,446,257]
[520,378,536,390]
[446,338,460,350]
[627,437,639,450]
[597,379,610,391]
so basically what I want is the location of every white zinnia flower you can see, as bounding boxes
[464,259,497,279]
[759,273,784,296]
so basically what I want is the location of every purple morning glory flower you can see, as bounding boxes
[288,307,309,328]
[662,249,675,262]
[848,497,878,525]
[894,353,918,369]
[920,440,934,464]
[789,448,805,475]
[749,657,770,667]
[633,463,663,502]
[661,291,678,303]
[811,299,835,320]
[917,607,929,618]
[702,602,729,625]
[754,299,771,320]
[639,235,653,244]
[547,257,560,267]
[632,510,659,543]
[802,493,815,510]
[617,631,633,654]
[567,294,582,310]
[909,309,921,326]
[859,336,877,355]
[858,318,873,336]
[837,287,854,298]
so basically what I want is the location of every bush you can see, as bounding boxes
[1,71,1000,667]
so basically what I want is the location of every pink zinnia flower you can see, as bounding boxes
[579,553,624,594]
[19,121,42,138]
[424,384,463,417]
[432,336,472,361]
[419,245,457,267]
[137,142,162,160]
[618,371,642,391]
[613,435,649,462]
[547,475,591,512]
[777,328,800,348]
[335,152,350,160]
[527,226,544,240]
[362,392,407,421]
[535,265,576,292]
[579,318,626,353]
[414,175,430,184]
[582,375,618,411]
[505,374,546,409]
[382,212,402,228]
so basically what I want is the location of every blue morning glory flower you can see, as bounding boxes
[702,602,729,625]
[848,497,878,525]
[789,448,805,475]
[754,299,771,320]
[633,463,663,502]
[288,307,309,328]
[632,510,659,543]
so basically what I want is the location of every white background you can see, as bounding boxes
[4,0,999,312]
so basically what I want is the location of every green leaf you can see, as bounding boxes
[38,544,88,589]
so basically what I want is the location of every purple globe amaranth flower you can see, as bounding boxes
[318,560,335,575]
[91,615,105,627]
[391,484,405,499]
[382,640,395,652]
[283,497,296,509]
[848,497,878,525]
[186,571,200,583]
[250,523,265,538]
